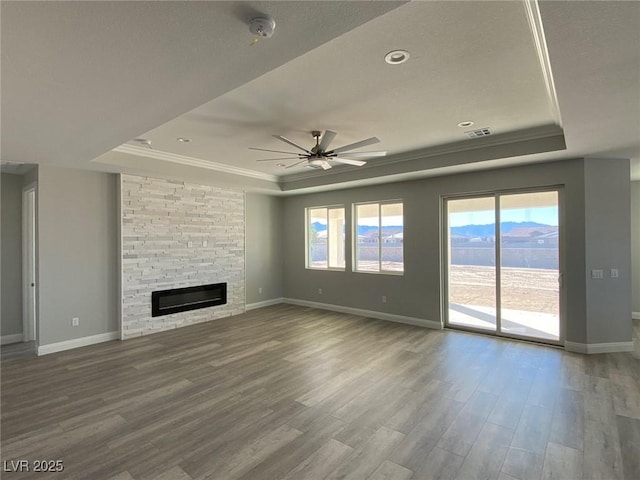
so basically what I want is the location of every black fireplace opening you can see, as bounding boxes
[152,283,227,317]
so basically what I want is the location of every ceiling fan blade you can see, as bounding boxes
[333,158,367,167]
[318,130,337,152]
[285,159,308,169]
[337,151,387,158]
[330,136,380,154]
[255,157,302,161]
[273,135,312,154]
[320,161,332,170]
[249,147,302,155]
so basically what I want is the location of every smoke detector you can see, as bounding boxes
[249,17,276,39]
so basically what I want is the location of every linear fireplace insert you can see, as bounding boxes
[151,283,227,317]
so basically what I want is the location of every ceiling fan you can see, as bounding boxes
[250,130,386,170]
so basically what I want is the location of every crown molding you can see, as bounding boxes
[113,145,279,183]
[524,0,563,126]
[280,124,565,184]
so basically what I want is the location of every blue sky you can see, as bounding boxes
[312,216,403,227]
[356,215,403,226]
[312,207,558,227]
[450,206,558,227]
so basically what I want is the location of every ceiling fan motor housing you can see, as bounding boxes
[311,131,322,153]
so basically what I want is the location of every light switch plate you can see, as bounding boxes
[591,269,604,279]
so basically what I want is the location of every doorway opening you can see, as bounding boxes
[22,185,37,347]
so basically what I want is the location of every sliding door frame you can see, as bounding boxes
[441,186,565,346]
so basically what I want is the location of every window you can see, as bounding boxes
[306,206,345,270]
[354,201,403,273]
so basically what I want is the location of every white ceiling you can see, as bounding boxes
[2,1,639,193]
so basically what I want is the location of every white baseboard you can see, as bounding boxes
[246,298,284,311]
[37,331,120,356]
[1,333,24,345]
[283,298,442,330]
[632,311,640,320]
[565,341,634,354]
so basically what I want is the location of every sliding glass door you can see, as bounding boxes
[446,196,498,331]
[445,189,561,343]
[498,192,560,341]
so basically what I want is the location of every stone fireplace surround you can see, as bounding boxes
[120,175,245,339]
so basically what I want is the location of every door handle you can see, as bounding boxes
[31,283,35,287]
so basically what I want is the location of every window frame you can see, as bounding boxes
[305,205,346,271]
[353,200,404,275]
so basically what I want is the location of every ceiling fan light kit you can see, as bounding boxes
[250,130,387,171]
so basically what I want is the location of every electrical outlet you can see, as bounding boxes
[203,240,208,247]
[187,241,193,248]
[382,295,387,303]
[72,317,79,327]
[318,288,323,294]
[591,269,604,279]
[610,268,619,278]
[258,287,263,294]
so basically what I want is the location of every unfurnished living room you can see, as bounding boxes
[1,1,639,479]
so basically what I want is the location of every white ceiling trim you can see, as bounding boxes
[524,0,563,126]
[111,145,279,183]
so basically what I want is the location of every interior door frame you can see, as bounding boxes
[22,183,37,343]
[441,186,565,346]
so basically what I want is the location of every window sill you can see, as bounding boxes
[305,267,346,272]
[353,270,404,276]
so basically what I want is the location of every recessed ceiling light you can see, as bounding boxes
[276,163,286,167]
[457,121,474,128]
[384,50,410,65]
[177,137,191,143]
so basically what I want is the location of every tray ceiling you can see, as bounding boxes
[2,1,638,192]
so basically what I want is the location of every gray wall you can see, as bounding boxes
[632,181,640,315]
[282,158,625,345]
[21,159,635,348]
[246,193,283,305]
[37,165,119,345]
[583,159,632,343]
[1,173,24,337]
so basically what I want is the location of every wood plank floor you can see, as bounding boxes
[1,305,639,479]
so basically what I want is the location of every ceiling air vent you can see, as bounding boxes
[465,128,492,138]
